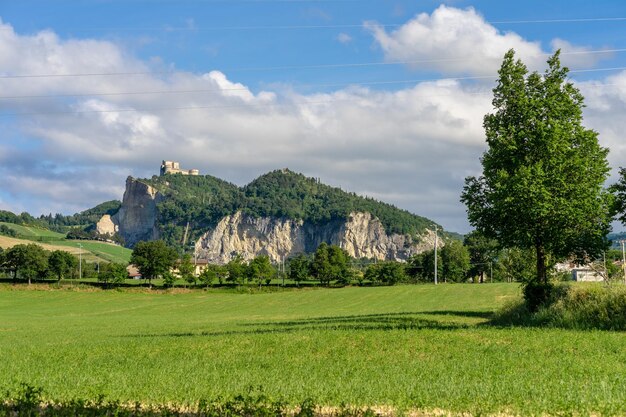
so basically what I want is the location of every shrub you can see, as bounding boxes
[493,283,626,330]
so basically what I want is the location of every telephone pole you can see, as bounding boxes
[620,240,626,285]
[434,226,439,285]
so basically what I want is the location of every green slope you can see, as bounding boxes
[141,169,446,249]
[50,240,132,264]
[0,222,65,239]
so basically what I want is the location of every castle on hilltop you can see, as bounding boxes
[160,160,199,176]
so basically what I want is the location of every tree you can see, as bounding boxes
[441,240,470,283]
[420,249,442,283]
[610,168,626,225]
[130,240,178,288]
[48,250,78,282]
[199,264,223,288]
[288,254,310,286]
[463,231,499,283]
[226,255,247,285]
[495,247,536,283]
[4,244,49,285]
[365,261,406,285]
[0,247,5,277]
[461,50,612,309]
[98,263,128,287]
[310,243,350,286]
[247,255,275,287]
[178,253,196,288]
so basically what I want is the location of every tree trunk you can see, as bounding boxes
[536,242,547,283]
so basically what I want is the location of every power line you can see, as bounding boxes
[40,17,626,33]
[2,69,625,118]
[1,48,624,81]
[0,64,625,101]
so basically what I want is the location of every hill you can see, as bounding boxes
[134,169,446,255]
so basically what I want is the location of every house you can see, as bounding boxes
[555,260,605,282]
[126,265,142,280]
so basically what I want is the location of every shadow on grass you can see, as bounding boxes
[121,310,497,339]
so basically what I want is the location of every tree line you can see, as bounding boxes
[0,244,127,286]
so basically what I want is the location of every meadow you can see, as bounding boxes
[1,283,625,416]
[0,221,132,264]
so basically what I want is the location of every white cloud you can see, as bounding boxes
[578,71,626,179]
[365,5,606,76]
[1,16,624,233]
[337,33,352,44]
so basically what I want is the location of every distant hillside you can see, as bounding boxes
[242,169,435,235]
[135,168,446,250]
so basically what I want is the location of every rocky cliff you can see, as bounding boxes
[100,172,445,262]
[96,177,163,247]
[194,211,439,264]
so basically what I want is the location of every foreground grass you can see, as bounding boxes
[0,284,625,415]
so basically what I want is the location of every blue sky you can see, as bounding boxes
[1,0,626,233]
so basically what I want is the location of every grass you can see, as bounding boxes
[49,239,132,264]
[0,284,625,416]
[0,222,65,239]
[0,222,132,264]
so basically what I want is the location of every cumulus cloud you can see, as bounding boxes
[1,15,623,233]
[578,71,626,178]
[365,5,607,76]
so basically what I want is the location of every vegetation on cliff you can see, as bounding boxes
[140,169,441,249]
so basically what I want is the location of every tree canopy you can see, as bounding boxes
[461,49,612,308]
[130,240,178,286]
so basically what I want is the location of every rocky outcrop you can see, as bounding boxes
[107,177,163,247]
[194,211,306,264]
[95,214,118,236]
[195,211,440,264]
[100,176,442,259]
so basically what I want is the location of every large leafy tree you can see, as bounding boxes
[178,253,196,287]
[441,240,470,283]
[48,250,78,282]
[461,50,612,308]
[130,240,178,287]
[288,254,310,286]
[4,244,49,285]
[247,254,275,287]
[463,231,499,283]
[310,243,350,286]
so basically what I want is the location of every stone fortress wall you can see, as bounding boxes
[160,160,199,176]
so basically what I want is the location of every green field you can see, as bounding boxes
[0,222,132,264]
[1,284,625,415]
[50,239,132,264]
[0,222,65,239]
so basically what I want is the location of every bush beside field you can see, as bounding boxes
[493,283,626,330]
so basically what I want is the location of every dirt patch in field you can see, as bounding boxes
[0,236,81,253]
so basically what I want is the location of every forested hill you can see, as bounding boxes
[242,169,434,235]
[138,169,444,247]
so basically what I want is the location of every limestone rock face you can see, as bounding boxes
[194,211,306,264]
[194,211,440,264]
[110,177,163,247]
[95,214,118,236]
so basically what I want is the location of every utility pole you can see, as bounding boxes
[619,239,626,284]
[434,226,439,285]
[78,243,83,283]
